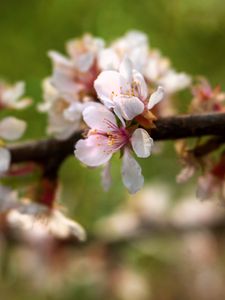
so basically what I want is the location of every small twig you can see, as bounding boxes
[8,113,225,165]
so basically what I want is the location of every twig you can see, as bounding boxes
[8,112,225,165]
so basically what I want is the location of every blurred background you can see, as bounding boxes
[1,0,225,299]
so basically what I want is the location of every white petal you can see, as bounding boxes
[119,57,133,83]
[0,148,11,173]
[131,128,153,158]
[50,210,86,241]
[10,98,32,109]
[0,117,26,141]
[98,48,120,70]
[159,71,191,94]
[101,162,112,191]
[74,136,112,167]
[121,148,144,194]
[114,96,144,120]
[2,81,25,106]
[94,71,126,108]
[51,69,83,95]
[132,70,148,100]
[83,103,117,131]
[75,52,94,72]
[148,86,165,110]
[48,51,73,69]
[63,102,84,122]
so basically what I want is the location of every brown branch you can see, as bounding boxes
[9,112,225,164]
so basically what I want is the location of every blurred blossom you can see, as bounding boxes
[197,153,225,202]
[0,81,31,110]
[95,183,171,239]
[7,204,86,243]
[190,77,225,113]
[0,116,27,173]
[0,183,86,245]
[48,34,104,97]
[38,79,88,139]
[98,30,149,72]
[171,195,225,227]
[111,267,151,300]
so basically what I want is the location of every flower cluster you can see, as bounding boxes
[75,59,163,194]
[38,31,191,193]
[39,31,190,140]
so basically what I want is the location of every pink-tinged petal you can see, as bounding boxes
[98,48,120,70]
[132,70,148,100]
[94,71,126,108]
[159,71,191,94]
[101,162,112,191]
[131,128,153,158]
[75,52,94,72]
[9,98,32,110]
[51,70,83,95]
[2,81,24,105]
[121,148,144,194]
[114,96,144,120]
[48,51,73,69]
[63,102,84,122]
[0,148,11,173]
[74,135,112,167]
[148,86,164,110]
[83,103,117,131]
[0,117,26,141]
[196,174,216,201]
[119,57,133,84]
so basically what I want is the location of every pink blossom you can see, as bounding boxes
[74,103,153,194]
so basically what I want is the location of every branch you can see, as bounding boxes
[9,112,225,164]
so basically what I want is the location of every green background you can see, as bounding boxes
[0,0,225,299]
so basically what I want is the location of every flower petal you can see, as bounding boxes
[132,70,148,100]
[0,117,26,141]
[2,81,24,106]
[98,48,120,70]
[74,135,112,167]
[148,86,165,110]
[114,96,144,121]
[158,71,191,94]
[48,51,73,69]
[83,103,117,131]
[0,148,11,173]
[131,128,153,158]
[94,71,126,108]
[119,57,133,84]
[101,162,112,191]
[63,102,84,122]
[121,148,144,194]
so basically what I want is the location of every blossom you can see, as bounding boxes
[41,34,105,139]
[196,154,225,202]
[7,203,86,242]
[39,79,88,140]
[0,180,86,243]
[98,30,149,72]
[74,103,153,194]
[144,49,191,94]
[0,81,31,110]
[190,78,225,113]
[0,117,27,173]
[48,34,104,99]
[94,58,164,125]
